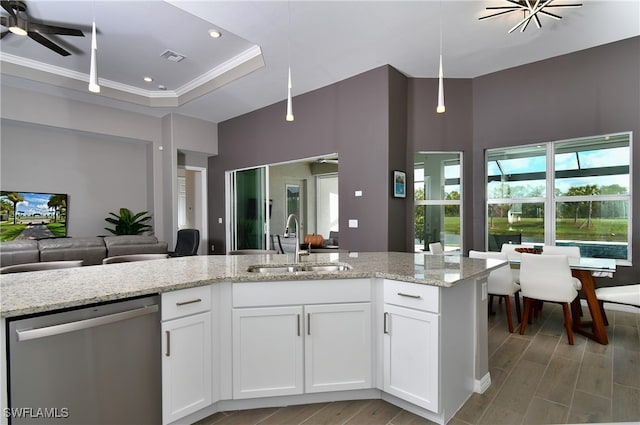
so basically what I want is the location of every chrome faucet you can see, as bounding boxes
[284,213,309,262]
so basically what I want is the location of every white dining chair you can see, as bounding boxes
[542,245,581,262]
[428,242,443,255]
[469,250,521,332]
[0,260,83,274]
[518,253,582,344]
[102,254,168,264]
[500,243,528,283]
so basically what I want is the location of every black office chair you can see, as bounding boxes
[168,229,200,257]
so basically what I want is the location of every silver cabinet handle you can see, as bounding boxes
[397,292,422,299]
[176,298,202,306]
[307,313,311,335]
[297,314,301,336]
[165,330,171,357]
[384,312,389,334]
[16,305,159,342]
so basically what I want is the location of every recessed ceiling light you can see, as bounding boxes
[208,29,222,38]
[143,76,153,83]
[158,85,167,91]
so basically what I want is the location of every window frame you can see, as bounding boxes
[414,151,463,253]
[485,132,632,265]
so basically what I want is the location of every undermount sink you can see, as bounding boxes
[247,265,304,273]
[247,263,352,274]
[301,264,352,272]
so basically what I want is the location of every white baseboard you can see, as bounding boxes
[473,372,491,394]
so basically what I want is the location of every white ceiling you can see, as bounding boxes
[1,0,639,124]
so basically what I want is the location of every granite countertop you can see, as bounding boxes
[0,252,504,318]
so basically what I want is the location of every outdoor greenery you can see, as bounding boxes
[46,222,68,238]
[2,192,24,225]
[0,192,68,241]
[0,223,27,242]
[104,208,152,235]
[414,188,460,243]
[488,183,628,242]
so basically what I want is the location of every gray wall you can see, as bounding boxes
[214,36,639,285]
[407,78,474,253]
[211,66,400,253]
[1,119,149,237]
[470,37,640,285]
[0,85,218,247]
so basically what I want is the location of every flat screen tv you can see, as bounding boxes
[0,191,68,242]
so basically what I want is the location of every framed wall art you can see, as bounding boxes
[393,170,406,198]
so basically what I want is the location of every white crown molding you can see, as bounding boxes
[174,45,263,96]
[0,45,264,106]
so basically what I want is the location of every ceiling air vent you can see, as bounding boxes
[160,50,186,63]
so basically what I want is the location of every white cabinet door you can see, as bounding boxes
[162,311,212,425]
[383,304,439,412]
[233,306,304,399]
[304,303,372,393]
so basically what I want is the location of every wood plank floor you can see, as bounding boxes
[195,303,639,425]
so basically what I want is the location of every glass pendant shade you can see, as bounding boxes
[436,54,445,113]
[88,21,100,93]
[286,67,294,121]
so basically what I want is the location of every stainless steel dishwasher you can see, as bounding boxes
[7,295,161,424]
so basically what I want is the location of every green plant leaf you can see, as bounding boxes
[104,208,153,235]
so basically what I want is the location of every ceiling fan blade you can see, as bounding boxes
[28,31,71,56]
[1,0,15,17]
[30,21,84,37]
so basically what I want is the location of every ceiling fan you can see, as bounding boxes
[0,0,84,56]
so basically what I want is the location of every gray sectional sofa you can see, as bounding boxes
[0,235,168,267]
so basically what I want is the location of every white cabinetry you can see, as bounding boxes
[161,286,212,425]
[305,303,371,393]
[232,279,372,399]
[383,280,440,413]
[232,306,303,398]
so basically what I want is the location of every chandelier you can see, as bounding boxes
[479,0,583,33]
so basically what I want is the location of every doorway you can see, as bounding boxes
[226,154,338,253]
[177,166,208,255]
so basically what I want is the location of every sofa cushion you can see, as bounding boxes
[104,235,168,257]
[39,237,105,250]
[0,240,40,267]
[38,237,107,265]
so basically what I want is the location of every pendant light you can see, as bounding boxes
[88,13,100,93]
[285,1,294,122]
[286,66,294,121]
[436,2,445,114]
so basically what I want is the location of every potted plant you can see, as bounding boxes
[104,208,152,235]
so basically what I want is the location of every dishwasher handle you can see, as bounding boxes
[16,304,159,342]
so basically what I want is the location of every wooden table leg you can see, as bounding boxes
[571,269,609,345]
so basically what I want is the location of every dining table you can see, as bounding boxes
[568,257,616,345]
[510,256,616,345]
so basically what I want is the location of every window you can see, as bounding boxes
[486,133,632,263]
[414,152,462,252]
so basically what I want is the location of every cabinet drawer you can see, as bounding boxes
[384,280,439,313]
[162,286,211,321]
[233,279,371,307]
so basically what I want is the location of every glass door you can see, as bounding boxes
[229,167,269,250]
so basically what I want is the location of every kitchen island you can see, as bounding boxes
[1,252,503,425]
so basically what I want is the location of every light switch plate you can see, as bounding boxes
[355,190,363,197]
[348,219,358,228]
